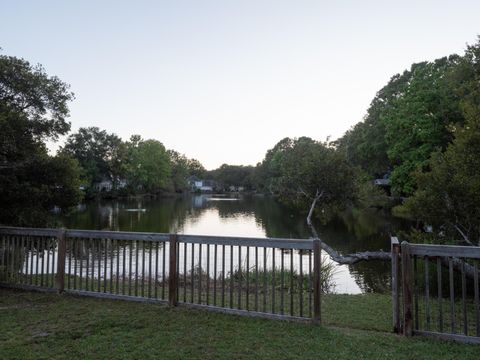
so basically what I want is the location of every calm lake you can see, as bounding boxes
[59,194,412,294]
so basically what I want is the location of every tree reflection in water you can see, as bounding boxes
[58,195,413,294]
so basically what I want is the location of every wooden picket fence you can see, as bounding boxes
[0,226,321,323]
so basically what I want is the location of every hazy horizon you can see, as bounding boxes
[2,1,479,169]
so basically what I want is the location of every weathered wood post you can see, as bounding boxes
[313,239,322,324]
[168,234,178,306]
[391,236,401,334]
[55,229,67,293]
[401,241,413,336]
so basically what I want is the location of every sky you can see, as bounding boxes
[1,1,479,169]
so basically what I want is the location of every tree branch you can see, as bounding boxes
[306,191,391,265]
[453,224,474,246]
[305,191,479,278]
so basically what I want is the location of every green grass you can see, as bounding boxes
[1,288,479,359]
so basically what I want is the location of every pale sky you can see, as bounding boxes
[1,1,479,169]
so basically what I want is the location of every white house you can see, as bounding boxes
[93,179,113,192]
[188,176,215,192]
[92,178,127,192]
[373,173,391,187]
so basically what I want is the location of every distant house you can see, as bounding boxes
[373,173,391,187]
[118,179,128,189]
[92,178,127,192]
[228,185,245,192]
[93,179,113,192]
[188,176,215,192]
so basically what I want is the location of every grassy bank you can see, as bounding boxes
[0,288,478,359]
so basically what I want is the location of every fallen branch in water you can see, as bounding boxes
[306,189,391,265]
[305,191,478,278]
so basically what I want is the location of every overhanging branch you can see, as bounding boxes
[306,190,391,265]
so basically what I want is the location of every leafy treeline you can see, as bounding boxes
[61,128,254,194]
[0,53,205,226]
[60,128,206,196]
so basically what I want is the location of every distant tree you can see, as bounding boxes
[257,137,357,222]
[335,119,390,179]
[126,136,171,193]
[186,158,207,178]
[334,63,418,179]
[167,150,189,192]
[0,54,81,226]
[60,127,127,189]
[209,164,255,190]
[255,137,294,194]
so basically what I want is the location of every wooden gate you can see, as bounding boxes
[392,238,480,344]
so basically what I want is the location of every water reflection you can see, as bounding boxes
[60,195,412,294]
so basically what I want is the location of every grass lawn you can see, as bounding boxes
[0,288,478,359]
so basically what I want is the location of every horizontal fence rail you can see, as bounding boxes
[392,239,480,344]
[0,227,321,323]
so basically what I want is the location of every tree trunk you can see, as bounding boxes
[306,190,391,265]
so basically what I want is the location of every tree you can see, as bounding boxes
[400,114,480,245]
[255,137,294,194]
[0,153,82,226]
[60,127,127,189]
[167,150,208,192]
[336,52,472,196]
[209,164,255,190]
[256,137,392,264]
[382,56,464,195]
[0,54,81,226]
[126,136,171,193]
[334,65,415,179]
[257,137,357,222]
[167,150,189,192]
[335,119,390,179]
[0,55,73,141]
[400,40,480,245]
[186,158,206,178]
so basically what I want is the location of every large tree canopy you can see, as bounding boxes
[209,164,255,190]
[0,54,81,226]
[400,41,480,245]
[382,56,464,195]
[126,136,171,193]
[60,127,126,187]
[336,42,479,196]
[334,65,415,179]
[401,111,480,245]
[257,137,357,222]
[0,55,73,141]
